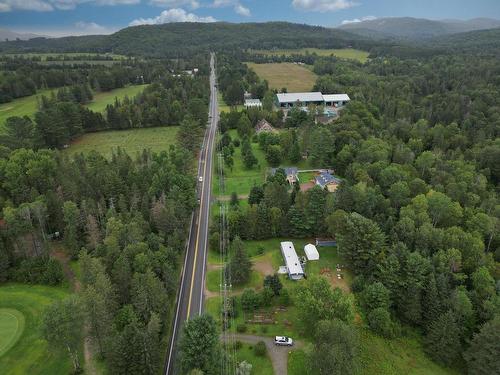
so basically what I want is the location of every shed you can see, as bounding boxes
[304,244,319,261]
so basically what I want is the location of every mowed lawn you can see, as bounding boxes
[65,126,179,158]
[0,284,74,375]
[246,63,317,92]
[0,89,54,130]
[86,84,149,113]
[251,48,370,63]
[213,130,268,197]
[0,84,148,131]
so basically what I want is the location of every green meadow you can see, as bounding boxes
[0,284,75,375]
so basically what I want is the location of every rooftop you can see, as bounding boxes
[315,172,341,188]
[323,94,351,102]
[276,92,324,103]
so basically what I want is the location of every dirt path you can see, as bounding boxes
[221,334,303,375]
[50,246,97,375]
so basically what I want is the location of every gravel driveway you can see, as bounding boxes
[221,333,303,375]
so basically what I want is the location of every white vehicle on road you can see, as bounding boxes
[274,336,293,346]
[198,176,203,182]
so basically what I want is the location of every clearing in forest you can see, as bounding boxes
[251,48,370,63]
[65,126,179,158]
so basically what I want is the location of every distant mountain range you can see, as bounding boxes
[338,17,500,40]
[0,28,43,41]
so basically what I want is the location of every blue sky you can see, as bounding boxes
[1,0,500,36]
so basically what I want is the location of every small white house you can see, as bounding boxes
[304,244,319,261]
[280,241,304,280]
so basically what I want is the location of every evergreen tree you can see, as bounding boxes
[464,316,500,375]
[228,236,251,285]
[424,310,462,366]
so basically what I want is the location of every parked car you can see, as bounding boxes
[274,336,293,346]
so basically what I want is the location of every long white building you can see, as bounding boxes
[280,241,304,280]
[276,92,350,108]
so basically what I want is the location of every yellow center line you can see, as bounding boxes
[186,98,213,318]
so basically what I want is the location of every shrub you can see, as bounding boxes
[233,138,240,147]
[254,341,267,357]
[260,326,268,334]
[237,323,247,333]
[257,245,265,255]
[235,340,243,350]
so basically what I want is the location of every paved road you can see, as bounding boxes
[165,52,219,375]
[221,334,303,375]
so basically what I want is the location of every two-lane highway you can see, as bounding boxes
[165,52,218,375]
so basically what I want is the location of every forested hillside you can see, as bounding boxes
[0,22,375,57]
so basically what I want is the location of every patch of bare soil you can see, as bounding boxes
[253,258,274,276]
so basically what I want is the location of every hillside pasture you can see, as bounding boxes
[65,126,179,158]
[251,48,370,63]
[245,62,317,92]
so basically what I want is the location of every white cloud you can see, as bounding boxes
[341,15,376,25]
[211,0,250,17]
[0,0,139,12]
[149,0,199,9]
[0,0,54,12]
[129,8,216,26]
[292,0,357,12]
[234,3,249,16]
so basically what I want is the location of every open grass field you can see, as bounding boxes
[85,84,149,113]
[0,84,148,131]
[65,126,179,158]
[213,130,268,197]
[251,48,370,63]
[0,309,25,357]
[0,284,75,375]
[246,63,317,92]
[0,89,54,130]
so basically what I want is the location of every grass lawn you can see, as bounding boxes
[0,84,148,131]
[65,126,179,158]
[298,171,316,183]
[288,349,308,375]
[0,89,54,130]
[213,130,268,197]
[246,63,318,92]
[234,343,274,375]
[86,84,149,113]
[218,92,244,113]
[251,48,370,63]
[0,308,25,357]
[206,269,263,293]
[0,284,76,375]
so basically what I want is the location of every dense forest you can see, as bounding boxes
[207,45,500,373]
[0,54,209,374]
[0,22,379,57]
[1,22,499,59]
